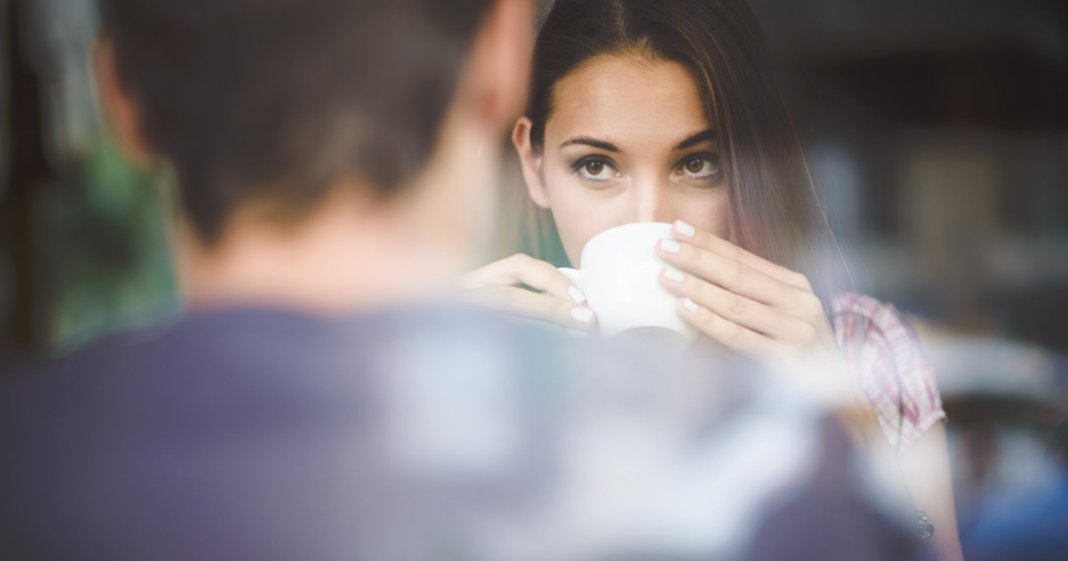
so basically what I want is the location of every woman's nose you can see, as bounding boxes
[634,179,676,224]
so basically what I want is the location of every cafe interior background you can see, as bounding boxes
[1,0,1066,543]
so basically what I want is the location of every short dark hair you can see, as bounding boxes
[99,0,493,242]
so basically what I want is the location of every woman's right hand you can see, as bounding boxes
[458,253,597,330]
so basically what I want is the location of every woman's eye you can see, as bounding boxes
[574,157,618,181]
[678,154,721,181]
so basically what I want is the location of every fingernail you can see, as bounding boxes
[675,220,695,238]
[681,298,699,313]
[571,307,595,325]
[568,285,587,304]
[663,267,685,283]
[660,239,681,254]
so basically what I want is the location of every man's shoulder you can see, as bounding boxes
[0,305,589,420]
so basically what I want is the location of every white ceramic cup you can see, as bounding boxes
[559,222,697,340]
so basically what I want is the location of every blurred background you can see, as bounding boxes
[746,0,1068,544]
[0,0,1066,550]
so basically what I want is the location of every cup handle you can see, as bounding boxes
[557,267,582,290]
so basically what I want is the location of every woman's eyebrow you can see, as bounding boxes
[674,129,717,150]
[560,137,621,152]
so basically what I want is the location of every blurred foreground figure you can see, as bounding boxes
[1,0,916,559]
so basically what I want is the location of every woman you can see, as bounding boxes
[463,0,961,558]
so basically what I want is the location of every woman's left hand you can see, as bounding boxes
[658,220,881,440]
[657,220,837,358]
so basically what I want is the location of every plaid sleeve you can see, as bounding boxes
[831,293,946,453]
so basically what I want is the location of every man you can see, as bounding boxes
[1,0,542,558]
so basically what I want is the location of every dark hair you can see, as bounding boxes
[99,0,493,243]
[526,0,846,298]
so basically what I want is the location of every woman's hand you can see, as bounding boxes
[657,220,837,357]
[458,253,596,330]
[658,220,875,433]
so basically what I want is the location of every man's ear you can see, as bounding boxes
[512,116,550,209]
[466,0,535,132]
[93,39,156,167]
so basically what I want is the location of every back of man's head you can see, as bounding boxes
[99,0,494,244]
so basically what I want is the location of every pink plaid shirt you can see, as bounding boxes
[832,292,946,453]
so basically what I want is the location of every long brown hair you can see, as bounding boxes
[524,0,849,301]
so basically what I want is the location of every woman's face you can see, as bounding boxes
[516,54,730,265]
